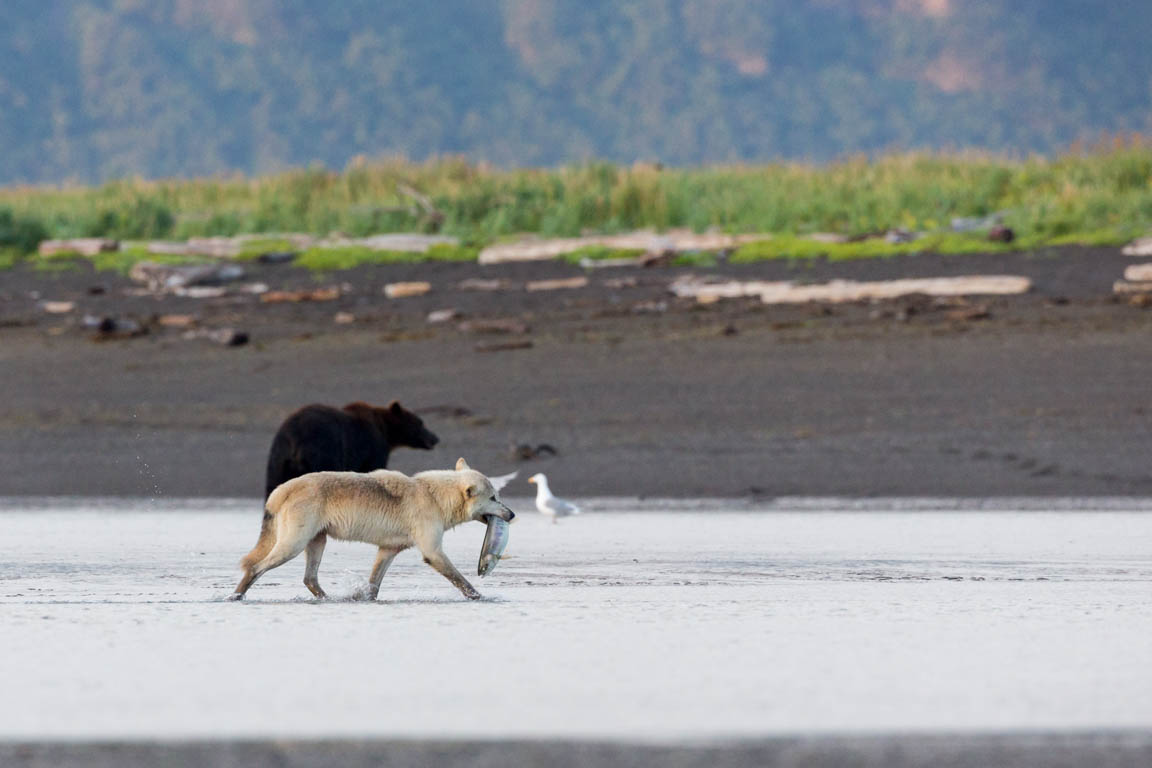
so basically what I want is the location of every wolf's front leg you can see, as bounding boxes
[422,549,482,600]
[357,544,406,601]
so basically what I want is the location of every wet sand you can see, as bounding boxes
[2,245,1152,497]
[3,503,1150,738]
[5,734,1152,768]
[2,502,1151,766]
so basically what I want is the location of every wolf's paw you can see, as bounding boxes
[465,591,483,601]
[226,592,244,602]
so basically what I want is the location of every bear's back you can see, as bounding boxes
[265,404,389,497]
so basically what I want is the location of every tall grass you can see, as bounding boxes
[2,142,1150,261]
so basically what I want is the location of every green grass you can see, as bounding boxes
[0,145,1149,269]
[0,248,24,269]
[31,246,210,274]
[728,230,1137,262]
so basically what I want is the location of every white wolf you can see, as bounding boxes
[231,458,514,601]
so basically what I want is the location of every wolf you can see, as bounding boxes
[231,458,514,602]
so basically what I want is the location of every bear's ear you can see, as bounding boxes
[387,401,403,415]
[455,457,470,471]
[465,484,478,498]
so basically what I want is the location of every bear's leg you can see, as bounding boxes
[303,531,328,599]
[421,549,482,600]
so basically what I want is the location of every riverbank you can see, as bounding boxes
[2,245,1151,497]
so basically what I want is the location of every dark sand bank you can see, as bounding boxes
[4,733,1152,768]
[2,245,1151,498]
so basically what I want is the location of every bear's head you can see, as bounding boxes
[346,401,439,450]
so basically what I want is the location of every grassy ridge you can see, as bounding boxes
[1,145,1151,268]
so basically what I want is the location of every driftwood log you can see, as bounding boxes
[670,275,1032,305]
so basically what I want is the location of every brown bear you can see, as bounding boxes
[264,401,439,498]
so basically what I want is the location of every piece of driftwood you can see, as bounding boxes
[147,237,241,259]
[384,281,432,298]
[525,277,589,292]
[172,286,228,299]
[40,299,75,313]
[668,277,776,300]
[1123,264,1152,281]
[426,309,460,324]
[38,239,119,257]
[1113,280,1152,295]
[478,230,768,265]
[260,287,341,303]
[670,275,1032,305]
[1122,238,1152,257]
[156,314,198,328]
[459,278,514,291]
[137,232,455,258]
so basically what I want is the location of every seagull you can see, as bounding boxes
[527,473,581,524]
[488,470,518,493]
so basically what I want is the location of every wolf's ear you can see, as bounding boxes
[455,457,470,471]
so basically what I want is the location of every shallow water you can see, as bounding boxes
[1,498,1151,740]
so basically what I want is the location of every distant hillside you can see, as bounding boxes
[1,0,1150,183]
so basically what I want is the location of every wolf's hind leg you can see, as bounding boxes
[231,566,260,600]
[422,549,482,600]
[303,531,328,598]
[231,534,312,600]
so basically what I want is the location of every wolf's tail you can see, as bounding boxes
[240,510,276,570]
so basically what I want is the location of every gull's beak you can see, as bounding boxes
[528,478,536,484]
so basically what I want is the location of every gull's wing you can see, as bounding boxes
[545,496,580,515]
[489,470,518,492]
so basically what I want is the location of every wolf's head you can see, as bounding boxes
[456,458,515,522]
